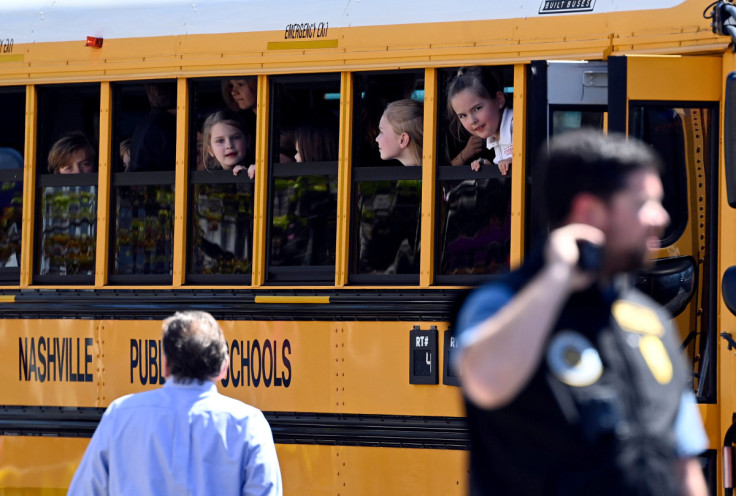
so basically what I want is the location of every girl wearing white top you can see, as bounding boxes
[447,67,512,175]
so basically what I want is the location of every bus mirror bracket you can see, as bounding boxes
[709,0,736,51]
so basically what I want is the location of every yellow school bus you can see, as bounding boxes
[2,0,736,493]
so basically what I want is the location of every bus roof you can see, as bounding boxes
[1,0,687,44]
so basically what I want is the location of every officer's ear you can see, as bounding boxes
[568,193,607,228]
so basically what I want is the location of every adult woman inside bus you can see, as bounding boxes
[222,78,257,166]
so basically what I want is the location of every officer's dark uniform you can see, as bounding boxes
[458,253,689,496]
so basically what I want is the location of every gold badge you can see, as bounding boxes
[639,335,673,384]
[612,300,664,336]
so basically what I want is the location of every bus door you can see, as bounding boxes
[613,55,721,488]
[530,55,721,487]
[607,53,721,403]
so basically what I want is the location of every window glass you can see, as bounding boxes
[630,105,707,246]
[112,184,174,276]
[190,181,252,277]
[350,71,423,283]
[551,109,605,135]
[39,185,96,276]
[267,75,339,283]
[35,84,99,284]
[109,81,176,283]
[186,77,257,283]
[0,87,25,282]
[435,66,513,282]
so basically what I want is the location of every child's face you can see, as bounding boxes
[450,88,505,141]
[208,122,246,170]
[376,114,403,161]
[294,142,303,163]
[60,148,95,174]
[230,79,256,110]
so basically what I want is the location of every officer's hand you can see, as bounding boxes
[545,223,605,292]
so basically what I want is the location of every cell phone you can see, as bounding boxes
[576,240,603,272]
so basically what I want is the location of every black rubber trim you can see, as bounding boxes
[352,166,422,181]
[37,173,98,187]
[190,169,255,185]
[271,162,338,177]
[111,171,175,186]
[0,406,470,450]
[608,56,627,134]
[0,288,467,321]
[0,170,23,182]
[436,164,506,180]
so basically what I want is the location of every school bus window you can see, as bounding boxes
[434,66,513,284]
[551,109,605,135]
[266,74,339,284]
[630,104,712,246]
[350,70,423,284]
[34,84,99,284]
[0,87,25,283]
[187,78,255,283]
[109,81,175,284]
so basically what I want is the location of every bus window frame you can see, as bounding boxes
[432,65,514,285]
[348,69,425,285]
[186,169,255,285]
[33,83,101,286]
[0,86,26,284]
[433,163,508,286]
[107,80,177,285]
[629,99,719,404]
[0,169,23,283]
[34,172,98,285]
[265,73,340,285]
[185,76,257,285]
[628,99,718,249]
[107,170,175,285]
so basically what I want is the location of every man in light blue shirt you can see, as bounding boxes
[68,311,283,496]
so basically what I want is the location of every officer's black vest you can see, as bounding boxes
[465,260,687,496]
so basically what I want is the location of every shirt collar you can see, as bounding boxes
[163,378,218,393]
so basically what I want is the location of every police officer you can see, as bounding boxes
[452,130,708,495]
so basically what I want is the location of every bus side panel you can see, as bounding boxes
[0,437,468,495]
[5,319,464,417]
[10,319,101,407]
[278,444,468,495]
[0,436,87,494]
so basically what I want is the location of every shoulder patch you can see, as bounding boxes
[546,330,603,387]
[612,300,664,336]
[639,335,673,384]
